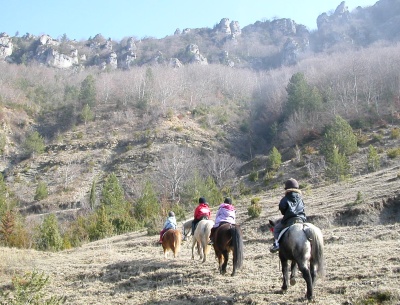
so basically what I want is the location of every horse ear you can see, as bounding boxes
[269,219,275,226]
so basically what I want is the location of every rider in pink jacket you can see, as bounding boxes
[209,198,236,244]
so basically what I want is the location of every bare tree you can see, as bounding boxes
[154,145,198,202]
[205,151,240,188]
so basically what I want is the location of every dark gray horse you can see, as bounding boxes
[269,220,325,301]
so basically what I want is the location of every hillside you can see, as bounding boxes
[1,163,399,304]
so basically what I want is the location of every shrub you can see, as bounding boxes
[0,271,66,305]
[34,181,48,201]
[325,146,350,182]
[367,145,380,172]
[248,171,259,182]
[266,147,281,171]
[354,290,396,305]
[23,131,45,158]
[248,197,262,218]
[321,116,358,160]
[88,205,114,241]
[387,147,400,159]
[36,214,63,251]
[391,127,400,139]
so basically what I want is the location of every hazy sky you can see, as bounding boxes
[1,0,378,41]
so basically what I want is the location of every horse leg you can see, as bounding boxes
[202,243,207,263]
[220,250,229,275]
[231,252,236,276]
[298,262,313,301]
[191,239,196,260]
[290,261,297,286]
[197,241,203,260]
[280,257,289,293]
[310,260,317,287]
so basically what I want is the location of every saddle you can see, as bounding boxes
[192,216,208,234]
[277,221,309,243]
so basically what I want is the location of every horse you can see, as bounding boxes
[182,218,193,241]
[161,229,182,259]
[213,223,244,276]
[191,219,214,262]
[268,219,325,301]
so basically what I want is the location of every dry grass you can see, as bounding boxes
[0,159,400,305]
[1,165,400,305]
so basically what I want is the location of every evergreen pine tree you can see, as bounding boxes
[24,131,45,158]
[325,146,350,182]
[78,75,96,107]
[89,179,97,210]
[34,181,48,201]
[321,115,358,161]
[37,214,63,251]
[285,72,323,118]
[267,146,282,171]
[134,180,160,220]
[367,145,380,172]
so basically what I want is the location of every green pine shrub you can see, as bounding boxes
[0,271,66,305]
[248,197,262,218]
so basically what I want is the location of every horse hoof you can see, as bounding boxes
[290,278,296,286]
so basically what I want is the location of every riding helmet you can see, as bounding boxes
[284,178,299,190]
[224,197,232,204]
[199,197,206,204]
[168,211,175,217]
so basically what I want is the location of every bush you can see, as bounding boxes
[23,131,45,158]
[36,214,63,251]
[325,146,350,182]
[387,147,400,159]
[0,271,66,305]
[266,147,281,171]
[321,116,358,160]
[367,145,380,172]
[391,128,400,139]
[248,197,262,218]
[248,171,259,182]
[34,181,48,201]
[88,205,114,241]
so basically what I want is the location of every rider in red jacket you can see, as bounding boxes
[192,197,211,234]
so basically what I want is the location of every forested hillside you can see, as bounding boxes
[0,0,399,255]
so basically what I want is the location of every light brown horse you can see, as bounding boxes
[161,229,182,259]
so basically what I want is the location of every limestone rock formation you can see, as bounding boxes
[0,33,13,60]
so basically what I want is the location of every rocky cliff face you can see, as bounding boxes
[2,1,398,71]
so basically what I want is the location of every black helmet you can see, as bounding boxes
[224,197,232,204]
[199,197,206,204]
[284,178,299,190]
[168,211,175,217]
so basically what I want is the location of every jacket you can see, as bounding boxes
[213,203,235,227]
[279,189,306,225]
[194,203,211,220]
[163,216,177,230]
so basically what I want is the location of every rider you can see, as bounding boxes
[270,178,306,253]
[192,197,211,235]
[159,211,177,244]
[209,197,236,245]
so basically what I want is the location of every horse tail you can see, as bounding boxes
[307,225,325,277]
[173,230,182,257]
[231,225,244,270]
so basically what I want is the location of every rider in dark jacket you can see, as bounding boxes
[270,178,306,253]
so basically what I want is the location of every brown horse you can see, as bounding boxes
[161,229,182,259]
[213,223,244,276]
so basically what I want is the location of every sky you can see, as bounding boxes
[1,0,378,41]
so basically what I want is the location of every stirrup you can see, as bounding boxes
[270,244,279,253]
